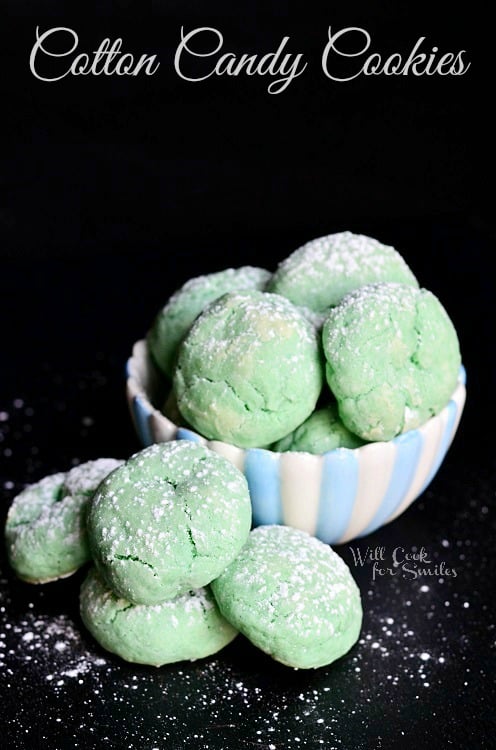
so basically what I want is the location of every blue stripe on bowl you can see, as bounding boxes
[418,398,458,496]
[176,427,203,443]
[125,357,132,379]
[133,395,154,447]
[459,364,466,386]
[315,449,359,544]
[244,449,282,526]
[359,429,423,538]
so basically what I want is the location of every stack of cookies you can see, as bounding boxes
[5,441,362,669]
[148,231,461,452]
[4,230,462,672]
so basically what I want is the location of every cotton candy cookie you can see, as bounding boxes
[211,525,362,669]
[62,459,123,500]
[87,441,251,605]
[267,231,418,313]
[80,568,237,666]
[322,283,461,441]
[272,404,365,454]
[5,459,122,583]
[173,290,324,448]
[148,266,271,378]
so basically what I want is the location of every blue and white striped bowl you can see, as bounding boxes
[126,340,466,545]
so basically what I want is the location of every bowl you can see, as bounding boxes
[126,340,466,545]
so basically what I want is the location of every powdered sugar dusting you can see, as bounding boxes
[322,282,461,440]
[162,266,271,314]
[0,596,107,688]
[268,231,418,311]
[278,232,400,280]
[174,290,323,446]
[89,441,251,603]
[62,458,123,498]
[148,266,271,376]
[5,472,66,527]
[212,525,362,668]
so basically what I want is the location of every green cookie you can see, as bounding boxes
[322,283,461,441]
[173,291,324,448]
[5,459,122,583]
[80,568,237,666]
[267,231,418,312]
[211,525,362,669]
[272,404,365,454]
[87,441,251,605]
[147,266,271,378]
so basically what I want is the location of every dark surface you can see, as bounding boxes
[0,351,495,750]
[1,3,495,749]
[0,236,495,750]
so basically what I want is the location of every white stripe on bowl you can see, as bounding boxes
[386,403,446,523]
[339,440,397,543]
[150,411,176,443]
[207,440,246,473]
[279,452,323,535]
[381,381,465,527]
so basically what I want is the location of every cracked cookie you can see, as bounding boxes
[80,567,237,666]
[266,231,418,313]
[5,459,122,583]
[272,404,365,454]
[211,525,362,669]
[87,441,252,605]
[147,266,271,378]
[322,282,461,441]
[173,290,324,448]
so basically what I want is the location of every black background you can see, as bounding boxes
[1,3,495,749]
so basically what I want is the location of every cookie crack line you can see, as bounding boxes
[409,299,424,371]
[186,525,198,559]
[6,517,40,530]
[182,498,199,569]
[194,374,253,414]
[113,554,158,577]
[109,603,134,625]
[245,380,269,412]
[6,488,70,529]
[197,594,210,620]
[206,374,280,416]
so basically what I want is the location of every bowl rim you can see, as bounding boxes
[126,338,466,459]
